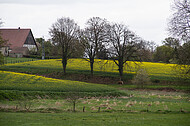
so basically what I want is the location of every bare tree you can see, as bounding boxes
[49,17,80,74]
[108,23,141,80]
[168,0,190,41]
[66,92,80,112]
[168,0,190,79]
[162,37,180,48]
[136,40,155,62]
[80,17,108,76]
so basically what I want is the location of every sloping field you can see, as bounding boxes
[0,71,124,99]
[2,58,188,80]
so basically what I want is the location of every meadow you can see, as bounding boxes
[0,58,190,125]
[0,90,190,126]
[1,90,189,113]
[1,112,189,126]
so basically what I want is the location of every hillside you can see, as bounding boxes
[0,70,124,100]
[1,58,189,82]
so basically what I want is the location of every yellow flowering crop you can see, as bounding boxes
[0,70,117,92]
[5,58,181,78]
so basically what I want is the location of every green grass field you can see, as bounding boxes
[0,90,189,125]
[0,57,189,125]
[0,112,189,126]
[1,90,189,112]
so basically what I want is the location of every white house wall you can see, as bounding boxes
[23,44,37,52]
[0,47,9,56]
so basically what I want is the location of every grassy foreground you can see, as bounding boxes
[1,90,189,112]
[0,112,189,126]
[0,89,189,126]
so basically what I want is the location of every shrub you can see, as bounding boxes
[132,69,151,88]
[152,79,160,83]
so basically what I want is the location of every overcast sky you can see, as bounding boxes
[0,0,173,45]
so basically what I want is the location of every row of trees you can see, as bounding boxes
[1,0,189,80]
[149,0,190,67]
[48,17,153,80]
[46,0,189,80]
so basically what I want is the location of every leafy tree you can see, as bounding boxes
[34,38,55,58]
[153,45,174,63]
[49,17,80,74]
[161,37,180,63]
[33,38,44,55]
[174,41,190,79]
[162,37,180,48]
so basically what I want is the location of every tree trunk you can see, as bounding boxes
[90,58,94,76]
[118,60,124,81]
[62,58,67,74]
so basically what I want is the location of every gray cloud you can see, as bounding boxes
[0,0,77,5]
[0,0,172,45]
[0,0,111,5]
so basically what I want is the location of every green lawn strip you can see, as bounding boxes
[0,90,189,126]
[1,90,189,113]
[0,90,125,100]
[110,84,190,91]
[0,112,189,126]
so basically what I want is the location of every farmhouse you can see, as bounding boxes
[0,28,38,57]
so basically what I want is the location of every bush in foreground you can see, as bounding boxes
[132,69,151,88]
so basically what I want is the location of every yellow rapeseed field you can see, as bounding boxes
[0,70,118,92]
[5,58,178,78]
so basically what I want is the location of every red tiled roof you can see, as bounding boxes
[0,28,31,49]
